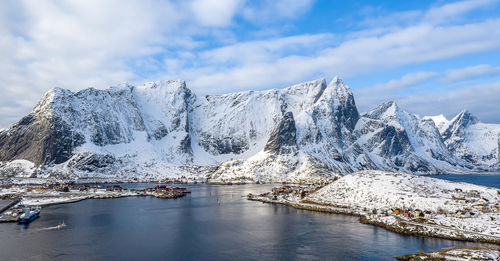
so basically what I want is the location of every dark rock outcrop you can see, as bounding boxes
[441,110,479,141]
[0,113,85,166]
[264,112,298,155]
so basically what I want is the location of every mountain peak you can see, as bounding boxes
[281,78,327,96]
[364,101,402,120]
[452,109,480,126]
[441,109,480,141]
[137,80,187,91]
[331,76,341,84]
[327,76,353,100]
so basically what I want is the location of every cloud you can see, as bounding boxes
[1,0,500,128]
[398,82,500,123]
[184,18,500,94]
[355,0,497,30]
[352,64,500,122]
[423,0,499,24]
[241,0,315,24]
[363,71,438,92]
[353,71,438,113]
[189,0,315,27]
[443,64,500,82]
[0,0,191,128]
[198,34,335,66]
[190,0,243,27]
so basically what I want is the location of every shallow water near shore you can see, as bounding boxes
[1,179,498,260]
[428,174,500,189]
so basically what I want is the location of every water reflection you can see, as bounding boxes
[0,184,494,260]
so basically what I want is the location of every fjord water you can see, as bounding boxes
[1,181,496,261]
[428,174,500,188]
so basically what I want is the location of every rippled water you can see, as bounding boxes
[429,174,500,189]
[1,182,495,260]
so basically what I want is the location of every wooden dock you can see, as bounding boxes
[0,199,20,214]
[0,199,21,223]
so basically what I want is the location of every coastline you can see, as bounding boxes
[248,196,500,245]
[0,183,189,223]
[396,246,500,260]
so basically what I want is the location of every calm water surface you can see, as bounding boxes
[0,178,498,260]
[429,174,500,188]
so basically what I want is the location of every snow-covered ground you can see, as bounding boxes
[0,184,188,208]
[308,170,499,213]
[208,151,337,184]
[0,186,137,206]
[397,247,500,260]
[0,160,38,178]
[250,170,500,244]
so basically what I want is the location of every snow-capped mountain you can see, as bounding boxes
[210,111,335,183]
[352,102,475,174]
[438,110,500,168]
[0,77,497,182]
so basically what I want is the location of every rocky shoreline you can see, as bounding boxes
[0,183,189,222]
[247,170,500,246]
[396,246,500,260]
[249,195,500,245]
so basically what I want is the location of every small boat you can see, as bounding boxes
[56,221,66,229]
[18,206,41,223]
[172,187,191,193]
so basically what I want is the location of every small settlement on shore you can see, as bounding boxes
[396,247,500,260]
[248,170,500,245]
[0,183,190,223]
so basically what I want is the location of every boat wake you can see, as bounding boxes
[38,222,66,231]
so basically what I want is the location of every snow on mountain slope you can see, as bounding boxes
[294,77,363,173]
[190,78,328,165]
[208,77,371,180]
[0,76,497,181]
[423,114,449,132]
[352,102,474,174]
[209,111,336,183]
[0,80,199,180]
[0,160,38,178]
[441,110,500,167]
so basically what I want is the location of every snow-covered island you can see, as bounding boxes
[397,247,500,260]
[248,170,500,244]
[0,183,190,222]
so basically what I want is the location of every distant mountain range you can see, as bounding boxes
[0,77,498,182]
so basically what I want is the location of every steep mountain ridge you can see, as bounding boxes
[0,77,497,181]
[439,110,500,167]
[210,112,334,183]
[189,78,328,165]
[352,102,473,174]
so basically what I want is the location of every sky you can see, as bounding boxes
[1,0,500,128]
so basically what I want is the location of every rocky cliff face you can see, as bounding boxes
[0,89,86,167]
[189,78,328,164]
[209,111,334,183]
[352,102,472,174]
[0,77,497,181]
[264,111,298,155]
[438,110,500,167]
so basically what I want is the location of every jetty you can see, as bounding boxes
[0,198,21,223]
[0,199,20,214]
